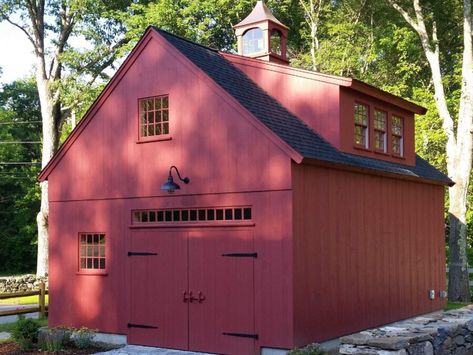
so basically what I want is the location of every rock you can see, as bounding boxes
[454,335,466,345]
[452,346,467,355]
[365,337,410,350]
[341,332,375,345]
[340,344,407,355]
[407,341,433,355]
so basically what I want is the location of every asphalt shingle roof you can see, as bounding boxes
[155,27,452,186]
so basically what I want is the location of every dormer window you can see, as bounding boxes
[391,115,404,156]
[243,28,264,55]
[139,95,169,138]
[354,103,369,148]
[270,29,282,55]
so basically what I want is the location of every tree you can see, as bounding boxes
[0,0,133,276]
[0,79,41,274]
[385,0,472,301]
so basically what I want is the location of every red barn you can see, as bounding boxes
[39,2,451,354]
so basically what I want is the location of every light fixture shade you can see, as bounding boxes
[160,175,180,192]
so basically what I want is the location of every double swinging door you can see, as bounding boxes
[128,229,256,354]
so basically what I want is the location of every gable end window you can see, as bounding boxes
[391,115,404,156]
[139,95,169,138]
[374,110,387,152]
[354,103,369,148]
[79,233,106,271]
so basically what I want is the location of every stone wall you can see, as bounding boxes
[339,306,473,355]
[0,274,48,293]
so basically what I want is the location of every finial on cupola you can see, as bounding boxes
[234,0,289,65]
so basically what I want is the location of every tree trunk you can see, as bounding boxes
[35,74,60,277]
[388,0,473,301]
[448,0,473,301]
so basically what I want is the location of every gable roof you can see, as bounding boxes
[39,27,452,186]
[154,28,452,186]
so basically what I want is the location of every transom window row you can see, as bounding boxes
[133,207,252,224]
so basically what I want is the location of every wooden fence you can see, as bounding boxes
[0,282,48,319]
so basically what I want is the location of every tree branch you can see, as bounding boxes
[0,10,37,51]
[386,0,420,32]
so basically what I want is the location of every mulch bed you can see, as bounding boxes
[0,341,111,354]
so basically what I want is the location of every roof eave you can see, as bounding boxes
[349,79,427,115]
[300,157,453,187]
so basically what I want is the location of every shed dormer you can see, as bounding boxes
[234,1,289,65]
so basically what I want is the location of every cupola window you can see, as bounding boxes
[243,28,264,55]
[270,29,282,55]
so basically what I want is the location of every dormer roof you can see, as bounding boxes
[234,1,288,30]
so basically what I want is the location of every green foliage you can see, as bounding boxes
[11,315,40,350]
[0,79,41,274]
[288,343,326,355]
[38,326,72,352]
[72,327,96,349]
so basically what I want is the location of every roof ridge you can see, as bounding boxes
[151,26,219,53]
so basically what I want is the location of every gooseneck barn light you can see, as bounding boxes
[160,166,190,193]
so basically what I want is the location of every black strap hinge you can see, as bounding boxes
[128,323,158,329]
[223,332,258,339]
[222,252,257,258]
[128,252,158,256]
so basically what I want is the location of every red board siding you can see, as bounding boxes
[226,56,342,149]
[47,34,292,203]
[48,190,294,351]
[291,163,446,346]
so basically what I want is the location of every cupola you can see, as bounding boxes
[234,0,289,65]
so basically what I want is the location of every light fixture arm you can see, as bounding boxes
[169,166,190,184]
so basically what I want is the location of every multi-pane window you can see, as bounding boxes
[139,95,169,138]
[374,110,387,152]
[132,207,253,224]
[243,28,264,55]
[354,103,369,148]
[391,115,404,156]
[79,233,106,270]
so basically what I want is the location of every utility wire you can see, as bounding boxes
[0,162,41,165]
[0,141,41,144]
[0,121,42,125]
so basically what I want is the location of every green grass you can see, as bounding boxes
[0,317,47,333]
[0,295,49,305]
[445,302,471,311]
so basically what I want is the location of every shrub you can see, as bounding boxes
[11,315,40,349]
[288,343,326,355]
[38,326,72,352]
[73,327,96,349]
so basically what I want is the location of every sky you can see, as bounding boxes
[0,21,36,84]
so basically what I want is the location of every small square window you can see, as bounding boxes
[79,233,106,271]
[173,210,181,221]
[207,209,215,220]
[139,95,169,139]
[234,208,242,220]
[243,208,252,220]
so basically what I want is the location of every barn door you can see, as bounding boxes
[129,230,188,349]
[188,230,256,354]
